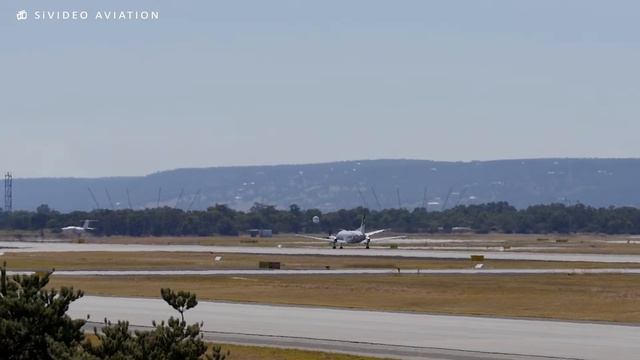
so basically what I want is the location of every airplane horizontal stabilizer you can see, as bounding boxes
[367,236,406,243]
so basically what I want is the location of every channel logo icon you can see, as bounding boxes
[16,10,28,21]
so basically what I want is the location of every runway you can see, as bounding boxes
[9,268,640,276]
[2,241,640,263]
[70,295,640,360]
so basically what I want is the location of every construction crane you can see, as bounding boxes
[357,187,369,208]
[422,186,428,211]
[175,188,185,209]
[186,189,202,211]
[104,188,115,209]
[370,187,382,210]
[87,188,101,210]
[441,187,454,211]
[156,187,162,208]
[126,188,133,209]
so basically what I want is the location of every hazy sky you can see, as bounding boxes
[2,1,640,178]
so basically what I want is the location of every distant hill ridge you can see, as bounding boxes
[9,158,640,212]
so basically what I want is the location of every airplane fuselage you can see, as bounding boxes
[61,226,86,234]
[61,220,95,234]
[335,230,366,244]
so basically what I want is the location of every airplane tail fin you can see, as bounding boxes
[358,215,366,233]
[82,220,95,230]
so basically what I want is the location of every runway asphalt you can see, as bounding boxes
[2,241,640,263]
[9,268,640,276]
[70,295,640,360]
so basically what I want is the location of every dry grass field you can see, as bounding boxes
[4,251,640,271]
[215,344,389,360]
[50,274,640,323]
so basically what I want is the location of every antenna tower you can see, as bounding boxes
[3,172,12,212]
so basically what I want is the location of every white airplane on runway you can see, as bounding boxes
[61,220,96,235]
[299,216,403,249]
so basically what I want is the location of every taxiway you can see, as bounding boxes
[2,241,640,263]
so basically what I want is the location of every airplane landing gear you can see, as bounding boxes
[339,245,343,249]
[366,240,370,249]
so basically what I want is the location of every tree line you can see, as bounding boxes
[1,202,640,236]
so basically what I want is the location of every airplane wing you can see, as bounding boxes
[365,229,386,237]
[367,236,407,243]
[296,234,336,242]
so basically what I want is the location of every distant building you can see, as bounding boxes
[248,229,273,238]
[451,226,473,233]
